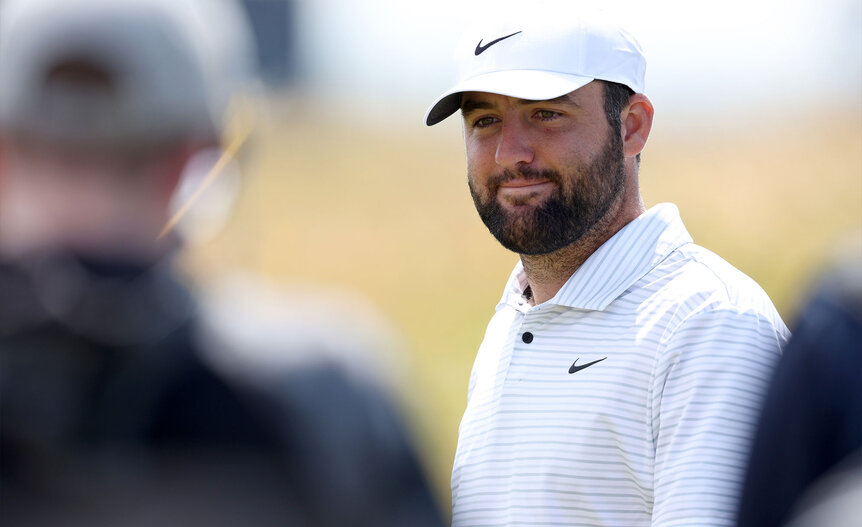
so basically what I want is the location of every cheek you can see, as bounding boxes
[553,136,600,174]
[465,137,497,175]
[465,158,493,202]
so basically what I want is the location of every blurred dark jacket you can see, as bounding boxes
[0,251,445,527]
[736,260,862,527]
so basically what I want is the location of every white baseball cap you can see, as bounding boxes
[0,0,257,148]
[424,16,646,126]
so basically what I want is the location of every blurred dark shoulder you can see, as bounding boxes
[0,251,444,527]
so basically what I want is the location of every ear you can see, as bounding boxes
[621,94,654,159]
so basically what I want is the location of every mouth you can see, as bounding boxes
[496,179,554,207]
[497,179,554,205]
[498,178,552,190]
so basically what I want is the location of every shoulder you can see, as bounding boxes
[191,271,407,391]
[186,272,444,527]
[649,243,787,328]
[187,271,419,452]
[627,243,790,362]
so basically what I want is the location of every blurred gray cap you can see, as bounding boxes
[0,0,258,149]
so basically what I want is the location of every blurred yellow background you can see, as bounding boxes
[183,90,861,507]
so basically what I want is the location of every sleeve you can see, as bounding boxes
[650,307,786,526]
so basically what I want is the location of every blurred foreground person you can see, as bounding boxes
[737,249,862,527]
[0,1,444,526]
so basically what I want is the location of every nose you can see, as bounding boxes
[494,118,534,169]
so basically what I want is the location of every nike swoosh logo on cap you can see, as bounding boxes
[474,31,522,56]
[568,357,607,374]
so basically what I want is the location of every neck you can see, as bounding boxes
[521,191,645,306]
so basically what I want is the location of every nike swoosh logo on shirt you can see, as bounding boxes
[474,31,522,56]
[568,357,607,374]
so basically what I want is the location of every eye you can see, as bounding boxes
[534,110,562,121]
[473,116,499,128]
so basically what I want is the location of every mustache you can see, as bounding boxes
[488,167,563,189]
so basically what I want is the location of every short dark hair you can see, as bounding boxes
[602,81,640,164]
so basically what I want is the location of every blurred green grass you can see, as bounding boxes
[186,97,862,509]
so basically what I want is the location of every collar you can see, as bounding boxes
[500,203,693,312]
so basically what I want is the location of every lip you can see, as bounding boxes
[497,180,555,204]
[498,179,552,189]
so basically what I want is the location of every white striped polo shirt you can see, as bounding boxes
[451,203,790,527]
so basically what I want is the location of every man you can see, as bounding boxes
[424,16,789,526]
[0,1,445,526]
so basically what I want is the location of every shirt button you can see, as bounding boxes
[522,332,534,344]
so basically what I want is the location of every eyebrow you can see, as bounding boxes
[460,93,581,115]
[460,98,494,116]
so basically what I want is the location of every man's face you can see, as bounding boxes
[461,81,625,255]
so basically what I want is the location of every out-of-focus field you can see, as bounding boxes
[186,95,862,509]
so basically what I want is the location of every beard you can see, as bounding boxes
[468,128,626,255]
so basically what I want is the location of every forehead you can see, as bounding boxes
[460,81,604,112]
